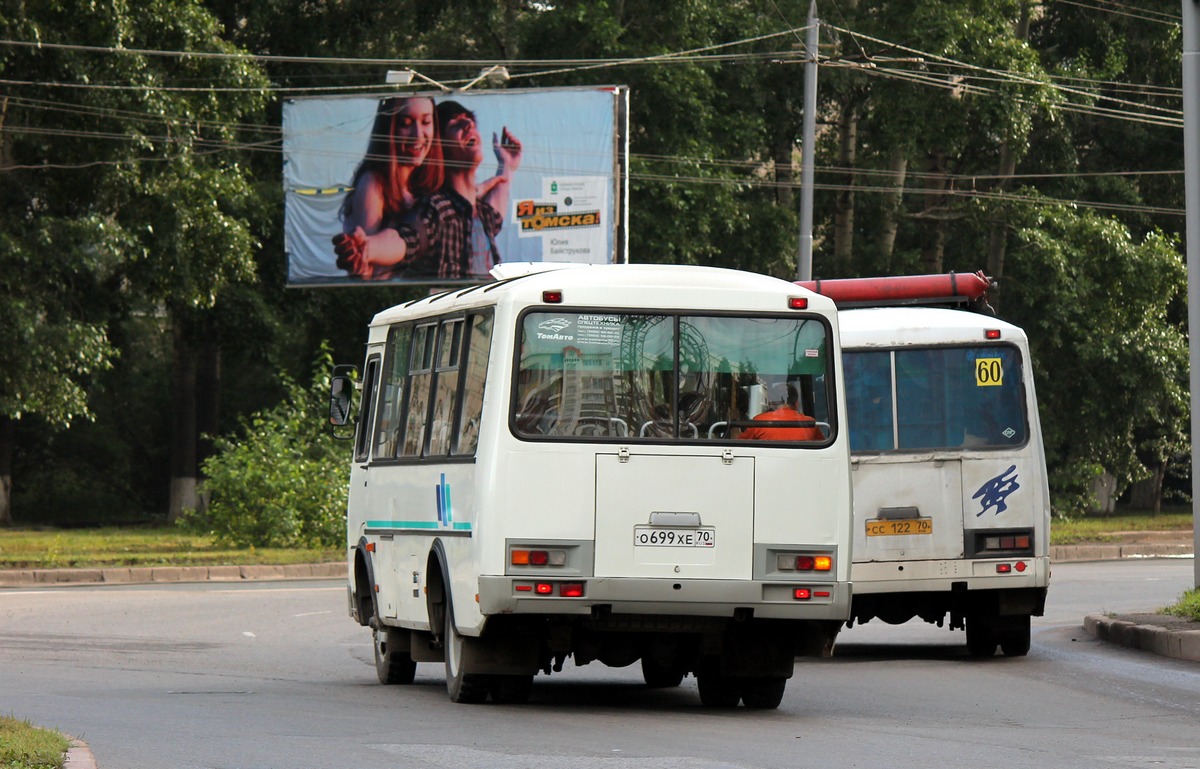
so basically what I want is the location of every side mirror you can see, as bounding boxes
[329,365,358,434]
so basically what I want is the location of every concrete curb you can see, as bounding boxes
[1050,543,1194,562]
[1083,613,1200,663]
[64,738,96,769]
[0,562,346,588]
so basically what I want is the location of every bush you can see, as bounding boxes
[183,347,348,548]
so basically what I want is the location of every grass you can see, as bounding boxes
[0,526,343,571]
[1163,588,1200,622]
[0,716,69,769]
[1048,505,1194,546]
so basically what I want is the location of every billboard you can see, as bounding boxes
[283,86,629,286]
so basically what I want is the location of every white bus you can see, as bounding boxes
[329,263,854,707]
[800,274,1050,656]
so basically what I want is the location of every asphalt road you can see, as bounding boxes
[0,558,1196,769]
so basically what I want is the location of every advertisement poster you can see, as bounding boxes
[283,86,628,287]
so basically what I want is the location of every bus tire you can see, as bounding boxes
[966,616,998,658]
[374,626,417,685]
[444,591,489,704]
[741,677,787,709]
[697,673,741,708]
[999,615,1031,657]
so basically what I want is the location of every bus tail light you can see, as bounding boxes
[967,528,1035,558]
[511,549,566,567]
[559,583,584,597]
[776,553,834,572]
[788,297,809,310]
[793,588,812,600]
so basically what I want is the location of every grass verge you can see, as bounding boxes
[0,527,342,571]
[1163,588,1200,622]
[1049,506,1194,545]
[0,716,69,769]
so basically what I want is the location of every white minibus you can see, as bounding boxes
[330,263,854,707]
[800,274,1050,656]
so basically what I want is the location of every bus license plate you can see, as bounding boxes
[866,518,933,537]
[634,527,716,548]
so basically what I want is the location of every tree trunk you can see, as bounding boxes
[878,151,908,272]
[774,134,794,211]
[985,3,1030,312]
[169,320,199,523]
[0,417,14,527]
[1128,465,1165,514]
[832,101,858,276]
[920,151,947,273]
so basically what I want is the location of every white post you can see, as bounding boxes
[797,1,819,281]
[1183,0,1200,587]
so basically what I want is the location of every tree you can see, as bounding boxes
[1003,204,1187,516]
[0,0,269,524]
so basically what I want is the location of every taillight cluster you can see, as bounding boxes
[776,554,833,572]
[510,549,566,567]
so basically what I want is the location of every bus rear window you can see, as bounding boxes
[513,311,835,444]
[845,346,1027,452]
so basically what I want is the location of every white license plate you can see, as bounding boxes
[633,526,716,548]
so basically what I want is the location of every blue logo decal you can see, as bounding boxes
[973,465,1019,517]
[435,473,452,527]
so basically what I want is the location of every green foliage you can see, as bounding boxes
[184,346,348,548]
[1004,204,1187,516]
[1163,588,1200,623]
[0,716,69,769]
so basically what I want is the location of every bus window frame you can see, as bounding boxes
[844,340,1031,454]
[508,306,840,447]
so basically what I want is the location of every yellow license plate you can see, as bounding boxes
[866,518,933,537]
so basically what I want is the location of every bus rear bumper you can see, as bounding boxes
[477,576,852,621]
[850,555,1050,595]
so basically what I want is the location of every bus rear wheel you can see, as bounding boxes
[444,594,489,704]
[741,677,787,709]
[374,626,416,685]
[999,615,1031,657]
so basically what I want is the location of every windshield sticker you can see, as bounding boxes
[576,314,623,346]
[975,357,1003,387]
[973,465,1020,516]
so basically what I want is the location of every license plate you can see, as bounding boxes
[866,518,933,537]
[634,526,716,547]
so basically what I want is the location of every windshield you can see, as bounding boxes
[844,345,1028,452]
[513,311,835,444]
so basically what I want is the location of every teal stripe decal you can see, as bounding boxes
[366,520,473,531]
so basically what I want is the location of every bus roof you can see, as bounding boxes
[837,306,1026,349]
[369,263,837,327]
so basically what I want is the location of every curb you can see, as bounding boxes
[0,562,347,588]
[1083,613,1200,663]
[1050,543,1193,562]
[64,738,96,769]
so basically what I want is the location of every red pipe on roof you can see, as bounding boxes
[795,271,992,304]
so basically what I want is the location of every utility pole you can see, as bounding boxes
[797,1,819,281]
[1184,0,1200,587]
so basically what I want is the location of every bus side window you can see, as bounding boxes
[427,319,464,457]
[453,313,492,456]
[354,357,381,463]
[374,325,412,459]
[401,323,437,457]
